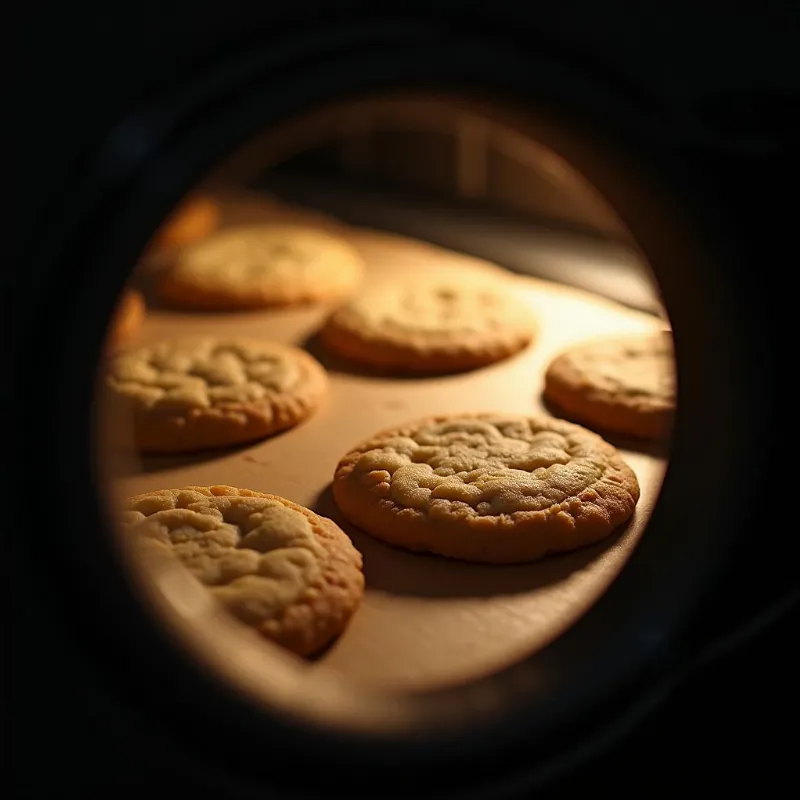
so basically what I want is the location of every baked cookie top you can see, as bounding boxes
[108,338,311,409]
[159,224,364,309]
[321,279,536,372]
[544,332,675,439]
[120,486,364,656]
[104,338,327,452]
[333,413,639,563]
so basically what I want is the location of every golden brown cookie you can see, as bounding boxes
[106,288,146,352]
[320,279,536,373]
[158,224,364,310]
[544,332,675,440]
[148,194,221,254]
[333,413,639,564]
[120,486,364,656]
[104,338,328,453]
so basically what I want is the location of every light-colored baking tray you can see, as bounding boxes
[105,191,668,692]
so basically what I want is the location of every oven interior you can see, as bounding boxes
[95,93,675,732]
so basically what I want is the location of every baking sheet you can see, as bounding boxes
[106,191,669,691]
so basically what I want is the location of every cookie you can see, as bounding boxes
[120,486,364,656]
[544,332,675,440]
[320,279,536,373]
[159,224,364,310]
[106,288,146,352]
[149,194,221,254]
[104,338,328,453]
[333,413,639,564]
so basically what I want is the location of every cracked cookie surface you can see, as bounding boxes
[544,332,675,440]
[159,224,364,310]
[333,414,639,563]
[121,486,364,655]
[321,279,536,373]
[104,338,328,453]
